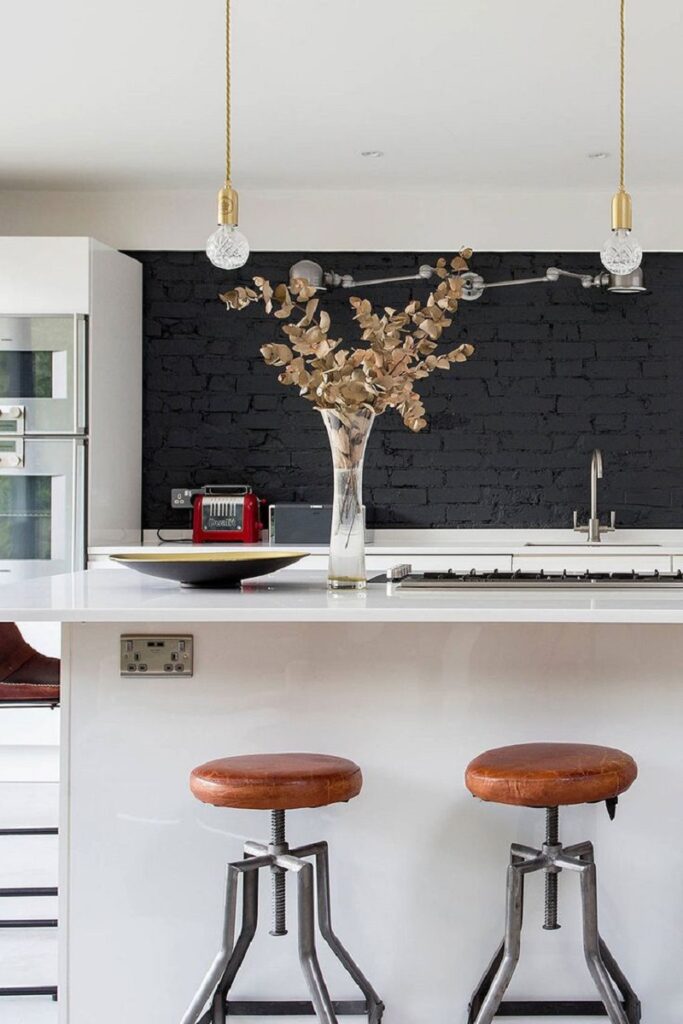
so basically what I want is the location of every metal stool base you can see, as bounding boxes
[468,830,641,1024]
[181,834,384,1024]
[0,986,58,1000]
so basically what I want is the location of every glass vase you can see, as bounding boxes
[319,406,375,590]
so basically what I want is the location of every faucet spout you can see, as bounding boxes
[573,448,615,543]
[590,449,603,524]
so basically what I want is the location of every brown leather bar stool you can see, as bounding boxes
[465,742,641,1024]
[0,623,60,1002]
[180,753,384,1024]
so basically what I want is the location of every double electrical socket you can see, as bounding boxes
[120,635,194,677]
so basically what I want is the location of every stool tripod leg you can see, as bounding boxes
[297,861,338,1024]
[467,943,504,1024]
[560,842,639,1021]
[470,855,543,1024]
[579,860,630,1024]
[312,842,384,1024]
[598,940,641,1024]
[180,864,239,1024]
[210,866,259,1024]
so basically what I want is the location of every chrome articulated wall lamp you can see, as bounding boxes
[289,260,646,299]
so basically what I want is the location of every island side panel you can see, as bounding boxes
[58,621,73,1024]
[63,621,683,1024]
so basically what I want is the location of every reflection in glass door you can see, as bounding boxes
[0,476,52,560]
[0,350,54,399]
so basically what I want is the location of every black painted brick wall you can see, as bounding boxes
[129,250,683,530]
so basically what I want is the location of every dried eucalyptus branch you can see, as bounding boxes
[219,250,475,432]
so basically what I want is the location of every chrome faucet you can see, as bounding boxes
[573,448,616,543]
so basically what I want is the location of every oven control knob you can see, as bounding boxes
[5,454,21,467]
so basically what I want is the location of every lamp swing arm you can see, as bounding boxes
[458,265,645,298]
[464,267,596,296]
[319,267,594,292]
[325,265,437,289]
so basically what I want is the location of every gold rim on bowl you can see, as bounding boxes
[110,550,307,564]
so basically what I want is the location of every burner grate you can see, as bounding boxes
[380,566,683,589]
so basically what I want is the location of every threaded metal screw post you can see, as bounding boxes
[543,806,560,931]
[269,809,287,936]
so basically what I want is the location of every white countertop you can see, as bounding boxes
[5,567,683,623]
[93,542,683,557]
[91,529,683,558]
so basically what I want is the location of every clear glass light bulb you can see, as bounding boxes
[206,224,250,270]
[600,228,642,276]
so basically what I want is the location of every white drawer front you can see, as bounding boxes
[252,554,515,573]
[365,555,513,573]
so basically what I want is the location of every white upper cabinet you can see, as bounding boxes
[0,237,92,313]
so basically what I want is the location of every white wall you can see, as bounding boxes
[17,622,60,659]
[1,187,682,251]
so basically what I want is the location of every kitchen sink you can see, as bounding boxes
[523,542,662,547]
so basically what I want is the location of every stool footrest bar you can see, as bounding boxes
[495,1000,624,1015]
[0,701,59,709]
[0,918,57,928]
[0,986,58,999]
[0,887,57,897]
[225,999,368,1016]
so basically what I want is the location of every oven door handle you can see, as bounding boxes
[71,440,87,571]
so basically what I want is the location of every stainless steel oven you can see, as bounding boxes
[0,315,88,582]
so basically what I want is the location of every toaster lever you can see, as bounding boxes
[387,563,412,581]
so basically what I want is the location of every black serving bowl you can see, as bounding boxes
[109,550,308,587]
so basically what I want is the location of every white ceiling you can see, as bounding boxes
[3,0,682,193]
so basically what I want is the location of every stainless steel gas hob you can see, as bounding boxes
[374,565,683,589]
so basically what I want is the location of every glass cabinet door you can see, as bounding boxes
[0,315,86,434]
[0,476,52,560]
[0,438,85,582]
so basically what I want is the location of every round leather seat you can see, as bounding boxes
[190,753,363,810]
[465,742,637,808]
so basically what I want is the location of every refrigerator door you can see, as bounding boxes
[0,315,87,435]
[0,437,86,583]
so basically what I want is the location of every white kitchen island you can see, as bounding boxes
[1,567,682,1024]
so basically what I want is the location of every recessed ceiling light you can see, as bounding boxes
[588,152,610,159]
[361,150,384,158]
